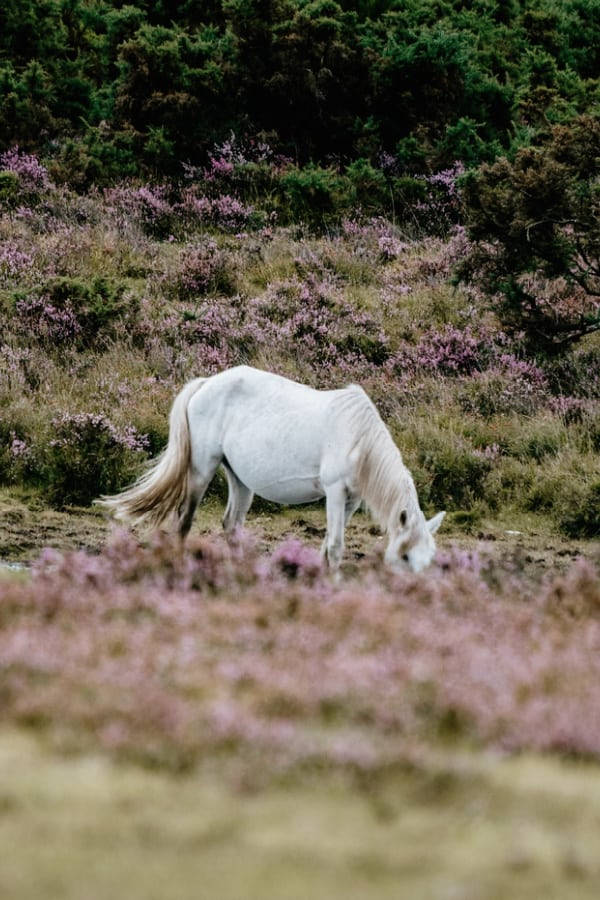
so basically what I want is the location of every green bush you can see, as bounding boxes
[559,481,600,538]
[459,115,600,356]
[279,165,349,228]
[524,458,600,537]
[43,413,148,508]
[412,435,492,511]
[345,158,390,215]
[0,171,20,209]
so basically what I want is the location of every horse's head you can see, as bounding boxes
[385,509,445,573]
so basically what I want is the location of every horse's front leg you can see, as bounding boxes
[321,491,359,560]
[324,482,347,572]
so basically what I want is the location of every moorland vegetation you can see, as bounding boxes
[1,9,600,890]
[0,138,598,536]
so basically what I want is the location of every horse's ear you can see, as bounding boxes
[427,511,445,534]
[400,509,407,527]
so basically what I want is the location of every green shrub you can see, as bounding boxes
[412,435,492,511]
[559,481,600,538]
[0,171,20,210]
[483,456,533,511]
[43,413,148,507]
[578,408,600,453]
[524,456,600,537]
[345,158,390,215]
[459,115,600,356]
[506,418,564,461]
[279,165,349,228]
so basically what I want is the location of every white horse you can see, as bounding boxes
[98,366,444,572]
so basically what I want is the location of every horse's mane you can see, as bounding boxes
[332,385,420,533]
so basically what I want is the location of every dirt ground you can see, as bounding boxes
[0,488,595,575]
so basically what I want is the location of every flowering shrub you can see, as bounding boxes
[1,533,599,775]
[14,277,133,350]
[254,275,389,375]
[15,294,82,345]
[179,189,263,233]
[180,299,265,372]
[267,538,323,581]
[0,242,34,283]
[191,134,290,197]
[104,184,175,237]
[0,421,33,484]
[44,413,148,506]
[412,324,483,375]
[414,163,465,235]
[459,355,551,417]
[340,217,410,263]
[170,240,238,298]
[0,147,51,203]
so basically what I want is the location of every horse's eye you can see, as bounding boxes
[402,553,409,563]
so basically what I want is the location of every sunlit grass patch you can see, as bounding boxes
[2,727,600,900]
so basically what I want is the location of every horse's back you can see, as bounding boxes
[189,366,337,422]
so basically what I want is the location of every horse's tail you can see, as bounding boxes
[96,376,207,529]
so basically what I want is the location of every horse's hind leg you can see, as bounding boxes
[177,488,200,540]
[221,461,254,533]
[176,461,221,541]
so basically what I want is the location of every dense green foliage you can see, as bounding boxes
[1,0,599,181]
[458,114,600,354]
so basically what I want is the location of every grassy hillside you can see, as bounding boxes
[0,153,598,537]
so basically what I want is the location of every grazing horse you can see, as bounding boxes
[98,366,444,572]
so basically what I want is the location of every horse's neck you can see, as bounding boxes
[355,426,418,533]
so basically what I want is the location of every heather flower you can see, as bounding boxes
[0,242,34,282]
[390,324,483,377]
[413,162,466,234]
[104,184,174,237]
[171,240,236,297]
[15,294,82,345]
[1,536,600,776]
[9,433,29,459]
[268,538,323,580]
[340,217,409,262]
[45,413,148,506]
[179,189,260,233]
[549,395,589,424]
[459,355,551,417]
[377,233,405,261]
[0,146,50,193]
[252,275,389,375]
[472,443,501,461]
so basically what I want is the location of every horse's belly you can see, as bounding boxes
[223,439,325,505]
[254,475,324,505]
